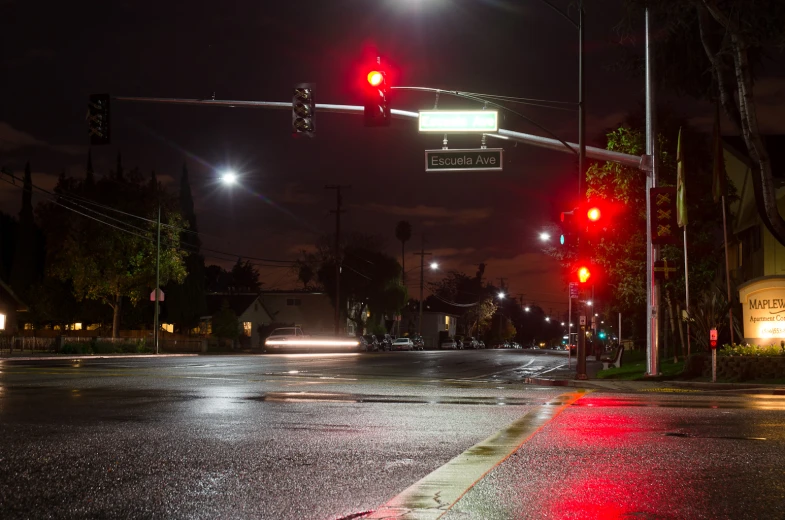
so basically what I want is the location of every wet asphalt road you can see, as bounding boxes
[0,350,783,519]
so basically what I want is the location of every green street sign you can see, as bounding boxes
[419,110,498,133]
[425,148,503,172]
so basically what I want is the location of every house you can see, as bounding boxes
[0,279,28,334]
[202,293,272,347]
[724,136,785,283]
[400,299,459,348]
[257,291,353,335]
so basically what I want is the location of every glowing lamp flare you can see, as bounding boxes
[578,266,591,283]
[367,70,384,87]
[587,207,601,222]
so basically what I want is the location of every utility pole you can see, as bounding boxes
[326,185,349,336]
[414,240,432,337]
[154,204,161,355]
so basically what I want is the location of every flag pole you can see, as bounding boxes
[683,225,691,357]
[722,195,734,344]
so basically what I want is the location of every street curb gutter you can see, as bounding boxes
[366,390,588,519]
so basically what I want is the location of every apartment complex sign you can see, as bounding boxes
[738,276,785,343]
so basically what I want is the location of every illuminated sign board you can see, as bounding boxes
[419,110,498,133]
[739,277,785,343]
[424,149,503,172]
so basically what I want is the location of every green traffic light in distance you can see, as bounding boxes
[560,234,565,245]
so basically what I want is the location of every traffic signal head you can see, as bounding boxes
[586,206,601,222]
[87,93,111,145]
[578,266,591,284]
[364,65,391,127]
[292,85,315,137]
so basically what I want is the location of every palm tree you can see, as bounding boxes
[395,220,412,283]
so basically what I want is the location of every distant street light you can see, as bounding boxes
[221,170,238,185]
[545,317,551,322]
[587,300,593,306]
[524,306,530,312]
[430,262,439,270]
[561,322,565,326]
[539,232,550,241]
[498,292,506,299]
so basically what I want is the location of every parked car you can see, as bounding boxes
[455,338,464,350]
[440,338,458,350]
[463,337,479,349]
[510,341,522,349]
[493,341,511,349]
[375,334,393,351]
[362,334,380,351]
[391,337,414,351]
[477,340,486,349]
[410,334,425,350]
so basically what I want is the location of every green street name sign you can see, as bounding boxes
[425,148,504,172]
[419,110,498,133]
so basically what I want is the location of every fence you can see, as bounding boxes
[0,336,207,355]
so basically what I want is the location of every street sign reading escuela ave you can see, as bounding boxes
[425,149,503,172]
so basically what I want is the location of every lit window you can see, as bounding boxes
[72,323,83,331]
[0,314,5,330]
[24,322,33,330]
[286,298,302,306]
[162,323,174,333]
[243,322,252,337]
[444,316,451,330]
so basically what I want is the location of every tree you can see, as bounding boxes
[165,163,207,331]
[38,161,187,337]
[546,118,724,343]
[10,162,39,298]
[211,299,239,340]
[296,234,405,334]
[619,0,785,245]
[230,259,262,293]
[394,221,412,283]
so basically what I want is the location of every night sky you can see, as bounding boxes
[2,0,784,314]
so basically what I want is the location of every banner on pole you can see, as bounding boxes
[650,187,679,245]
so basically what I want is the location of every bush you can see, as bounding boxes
[720,344,785,356]
[59,342,93,355]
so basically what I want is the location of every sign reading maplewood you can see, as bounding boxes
[419,110,498,133]
[425,149,503,172]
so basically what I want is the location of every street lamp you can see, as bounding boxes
[524,306,530,312]
[430,261,439,270]
[539,232,551,242]
[498,292,505,300]
[220,170,238,185]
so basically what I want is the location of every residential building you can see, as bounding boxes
[257,291,352,335]
[202,293,271,347]
[0,279,27,334]
[725,136,785,284]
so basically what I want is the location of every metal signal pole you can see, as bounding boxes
[645,7,660,376]
[414,241,432,336]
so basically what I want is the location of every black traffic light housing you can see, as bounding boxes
[87,93,111,145]
[292,85,315,137]
[364,68,391,127]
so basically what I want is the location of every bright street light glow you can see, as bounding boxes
[545,317,551,322]
[587,300,593,306]
[561,322,565,326]
[539,232,550,241]
[524,306,530,312]
[498,292,505,299]
[430,262,439,270]
[221,171,238,185]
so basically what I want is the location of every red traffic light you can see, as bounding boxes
[578,266,591,284]
[367,70,384,87]
[586,207,601,222]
